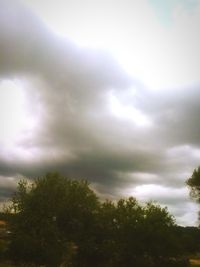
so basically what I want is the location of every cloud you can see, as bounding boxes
[0,0,200,225]
[19,0,200,89]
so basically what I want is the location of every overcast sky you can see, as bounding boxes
[0,0,200,226]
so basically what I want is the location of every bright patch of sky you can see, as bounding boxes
[0,79,37,150]
[109,92,152,127]
[0,80,27,144]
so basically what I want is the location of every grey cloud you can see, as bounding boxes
[0,0,200,225]
[134,87,200,146]
[0,0,130,96]
[0,0,132,180]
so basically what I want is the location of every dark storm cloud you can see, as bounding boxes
[136,87,200,146]
[0,0,200,225]
[0,0,132,179]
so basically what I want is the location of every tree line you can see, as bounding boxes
[0,170,200,267]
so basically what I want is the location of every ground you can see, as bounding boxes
[190,259,200,266]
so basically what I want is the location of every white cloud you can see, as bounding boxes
[21,0,200,90]
[0,79,35,145]
[108,92,152,127]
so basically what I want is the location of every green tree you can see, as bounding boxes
[92,197,181,267]
[186,166,200,201]
[6,172,187,267]
[7,173,99,267]
[141,202,180,266]
[112,199,178,267]
[186,166,200,226]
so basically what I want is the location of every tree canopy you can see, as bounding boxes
[8,173,99,267]
[5,172,191,267]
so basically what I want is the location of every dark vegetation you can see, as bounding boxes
[0,170,199,266]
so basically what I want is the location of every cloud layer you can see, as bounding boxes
[0,0,200,225]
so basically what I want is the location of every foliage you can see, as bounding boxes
[4,172,195,267]
[186,166,200,201]
[186,166,200,225]
[174,226,200,254]
[103,199,179,267]
[8,173,99,267]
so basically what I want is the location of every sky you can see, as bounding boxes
[0,0,200,226]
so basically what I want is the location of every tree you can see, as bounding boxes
[186,166,200,201]
[91,197,181,267]
[6,172,188,267]
[112,199,179,267]
[186,166,200,226]
[7,173,99,267]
